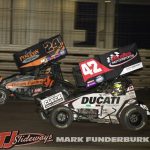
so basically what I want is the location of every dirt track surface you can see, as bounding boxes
[0,88,150,150]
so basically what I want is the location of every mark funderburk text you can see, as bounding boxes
[55,137,150,143]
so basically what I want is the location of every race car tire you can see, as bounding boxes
[120,105,147,131]
[0,86,9,105]
[50,106,73,129]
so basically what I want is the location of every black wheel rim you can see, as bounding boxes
[56,111,69,125]
[128,112,143,126]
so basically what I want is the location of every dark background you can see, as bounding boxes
[114,4,150,48]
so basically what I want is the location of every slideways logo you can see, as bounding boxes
[107,51,137,67]
[0,131,53,149]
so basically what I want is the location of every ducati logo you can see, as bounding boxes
[81,96,120,105]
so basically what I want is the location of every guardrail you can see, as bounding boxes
[0,45,149,88]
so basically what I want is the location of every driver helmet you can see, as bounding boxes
[112,82,123,96]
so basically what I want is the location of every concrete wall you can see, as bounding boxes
[0,0,86,46]
[0,0,148,48]
[0,0,11,44]
[97,0,115,48]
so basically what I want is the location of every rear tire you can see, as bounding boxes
[120,105,147,131]
[50,106,73,129]
[0,86,9,105]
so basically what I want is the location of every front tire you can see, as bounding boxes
[0,87,9,104]
[50,106,73,129]
[120,105,147,131]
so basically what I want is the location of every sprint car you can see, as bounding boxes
[0,35,68,104]
[35,76,150,131]
[35,43,150,131]
[0,62,65,103]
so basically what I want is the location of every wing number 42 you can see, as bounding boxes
[81,60,102,75]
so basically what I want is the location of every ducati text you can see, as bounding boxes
[81,96,120,105]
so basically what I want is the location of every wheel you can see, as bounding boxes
[50,106,73,129]
[120,105,148,131]
[0,86,9,104]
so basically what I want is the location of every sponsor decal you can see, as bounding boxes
[77,109,98,118]
[19,49,39,64]
[86,80,96,88]
[41,92,65,110]
[18,36,67,69]
[95,75,104,83]
[6,79,46,88]
[81,96,120,105]
[79,58,111,82]
[0,131,53,149]
[60,49,66,55]
[20,56,47,68]
[6,77,54,89]
[20,45,66,69]
[120,62,143,75]
[107,51,137,67]
[34,88,43,93]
